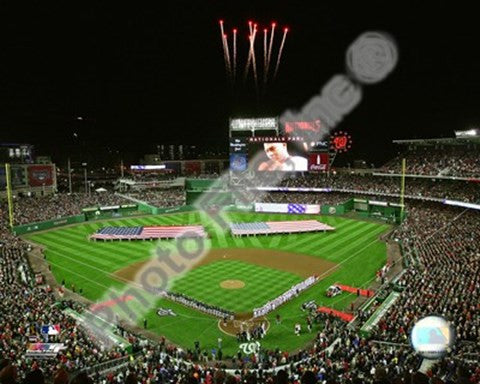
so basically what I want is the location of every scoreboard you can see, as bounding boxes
[1,163,56,193]
[229,136,329,173]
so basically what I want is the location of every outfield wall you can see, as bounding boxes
[159,205,197,214]
[186,190,233,206]
[320,198,353,215]
[13,204,195,235]
[13,215,86,235]
[138,202,197,215]
[185,179,214,190]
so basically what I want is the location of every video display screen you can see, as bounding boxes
[248,137,309,172]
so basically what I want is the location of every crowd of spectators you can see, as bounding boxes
[381,146,480,177]
[251,174,480,204]
[131,173,176,181]
[0,231,136,382]
[5,193,129,226]
[259,192,350,206]
[383,203,480,347]
[124,189,186,208]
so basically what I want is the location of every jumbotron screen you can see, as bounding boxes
[246,136,329,172]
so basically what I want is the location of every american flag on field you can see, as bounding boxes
[90,225,207,240]
[230,220,335,236]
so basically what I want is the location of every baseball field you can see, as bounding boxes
[25,211,390,356]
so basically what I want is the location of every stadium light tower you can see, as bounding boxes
[82,162,88,195]
[67,158,72,194]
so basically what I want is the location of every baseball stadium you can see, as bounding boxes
[1,3,480,384]
[2,127,479,383]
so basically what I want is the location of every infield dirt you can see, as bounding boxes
[112,247,338,283]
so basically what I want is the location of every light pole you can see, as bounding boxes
[82,163,88,195]
[67,158,72,194]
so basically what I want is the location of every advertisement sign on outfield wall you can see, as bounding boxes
[254,203,320,214]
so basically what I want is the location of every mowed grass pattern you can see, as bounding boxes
[26,211,390,355]
[170,260,302,312]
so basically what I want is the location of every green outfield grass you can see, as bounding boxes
[170,260,302,313]
[26,211,390,356]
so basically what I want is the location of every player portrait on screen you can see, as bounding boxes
[258,142,308,171]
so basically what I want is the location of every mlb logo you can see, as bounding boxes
[41,325,60,335]
[48,325,60,335]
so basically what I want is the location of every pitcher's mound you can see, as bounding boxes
[220,279,245,289]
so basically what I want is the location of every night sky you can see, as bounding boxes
[0,2,479,166]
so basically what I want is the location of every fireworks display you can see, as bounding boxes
[219,19,289,93]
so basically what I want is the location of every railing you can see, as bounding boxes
[81,354,132,376]
[369,339,410,348]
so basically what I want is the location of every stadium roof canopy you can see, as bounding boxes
[392,137,480,145]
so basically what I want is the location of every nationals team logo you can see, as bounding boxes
[330,131,352,153]
[239,341,261,355]
[156,308,177,317]
[28,165,54,187]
